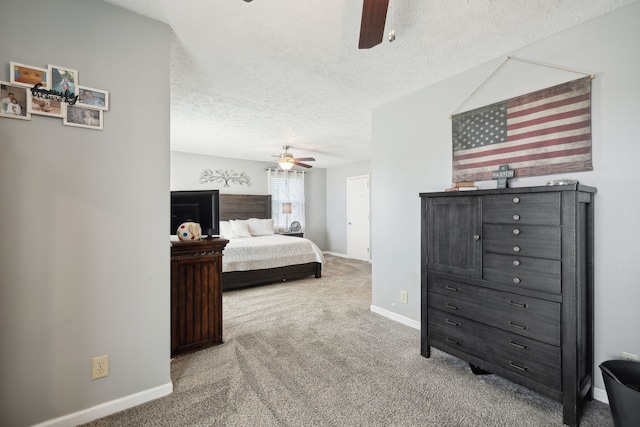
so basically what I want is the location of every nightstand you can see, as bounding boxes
[279,231,303,237]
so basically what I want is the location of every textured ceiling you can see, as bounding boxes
[103,0,635,168]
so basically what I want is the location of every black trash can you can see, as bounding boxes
[599,360,640,427]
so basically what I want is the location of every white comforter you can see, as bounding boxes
[222,234,324,273]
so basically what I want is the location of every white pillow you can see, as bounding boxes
[230,219,252,238]
[219,221,233,238]
[247,218,276,236]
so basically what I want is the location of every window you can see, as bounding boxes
[267,169,305,232]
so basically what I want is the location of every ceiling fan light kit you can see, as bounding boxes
[274,145,315,170]
[278,157,295,170]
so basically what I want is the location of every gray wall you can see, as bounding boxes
[370,3,640,393]
[171,151,328,249]
[325,160,371,256]
[0,1,171,425]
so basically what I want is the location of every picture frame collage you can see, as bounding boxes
[1,61,109,130]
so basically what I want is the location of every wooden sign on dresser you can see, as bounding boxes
[420,184,595,427]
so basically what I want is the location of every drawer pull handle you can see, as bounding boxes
[473,234,480,241]
[509,341,528,350]
[509,321,527,330]
[509,361,528,372]
[446,337,459,345]
[513,277,521,284]
[445,303,460,310]
[513,246,521,253]
[445,319,460,327]
[508,300,527,308]
[513,214,520,221]
[513,197,520,204]
[445,285,460,292]
[512,228,520,235]
[513,260,521,266]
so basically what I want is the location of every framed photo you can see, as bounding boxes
[49,64,78,95]
[28,93,63,118]
[63,104,103,130]
[1,81,31,120]
[10,62,49,88]
[77,86,109,110]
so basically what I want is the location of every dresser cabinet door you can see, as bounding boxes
[425,196,481,278]
[171,255,223,356]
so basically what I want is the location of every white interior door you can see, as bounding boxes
[347,175,370,261]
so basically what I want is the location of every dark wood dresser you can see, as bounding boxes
[170,238,228,357]
[420,185,595,427]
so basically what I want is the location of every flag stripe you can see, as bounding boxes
[454,145,591,170]
[508,119,591,142]
[508,106,590,130]
[454,132,591,162]
[455,155,593,181]
[454,153,592,181]
[507,93,591,118]
[508,80,589,109]
[454,126,590,156]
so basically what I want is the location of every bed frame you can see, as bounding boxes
[219,194,322,291]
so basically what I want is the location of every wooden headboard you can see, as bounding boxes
[219,194,272,221]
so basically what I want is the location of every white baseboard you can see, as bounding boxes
[593,386,608,404]
[369,304,610,406]
[370,305,421,330]
[323,251,348,258]
[32,382,173,427]
[323,251,371,263]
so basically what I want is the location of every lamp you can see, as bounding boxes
[278,157,295,170]
[282,203,292,231]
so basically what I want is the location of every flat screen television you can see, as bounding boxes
[170,190,220,237]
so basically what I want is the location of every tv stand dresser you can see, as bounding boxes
[420,184,595,427]
[170,238,228,357]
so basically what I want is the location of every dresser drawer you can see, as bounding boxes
[483,253,561,294]
[483,223,561,259]
[483,193,561,225]
[428,276,561,346]
[429,309,561,390]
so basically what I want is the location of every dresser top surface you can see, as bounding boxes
[419,184,596,198]
[170,238,229,253]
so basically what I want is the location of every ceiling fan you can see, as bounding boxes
[273,145,315,170]
[359,0,390,49]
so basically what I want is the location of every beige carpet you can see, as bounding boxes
[82,255,612,426]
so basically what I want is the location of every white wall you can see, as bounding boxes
[0,1,171,425]
[171,151,270,194]
[326,160,372,256]
[171,151,328,249]
[371,3,640,393]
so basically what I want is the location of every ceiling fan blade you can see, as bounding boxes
[358,0,389,49]
[294,161,313,168]
[294,157,315,161]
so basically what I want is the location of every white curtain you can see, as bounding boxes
[267,169,305,232]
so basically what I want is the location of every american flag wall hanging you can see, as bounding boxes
[451,76,592,182]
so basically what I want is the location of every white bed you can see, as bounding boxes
[223,234,324,273]
[218,216,324,290]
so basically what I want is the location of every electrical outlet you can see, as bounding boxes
[400,290,408,304]
[621,352,640,362]
[92,355,109,380]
